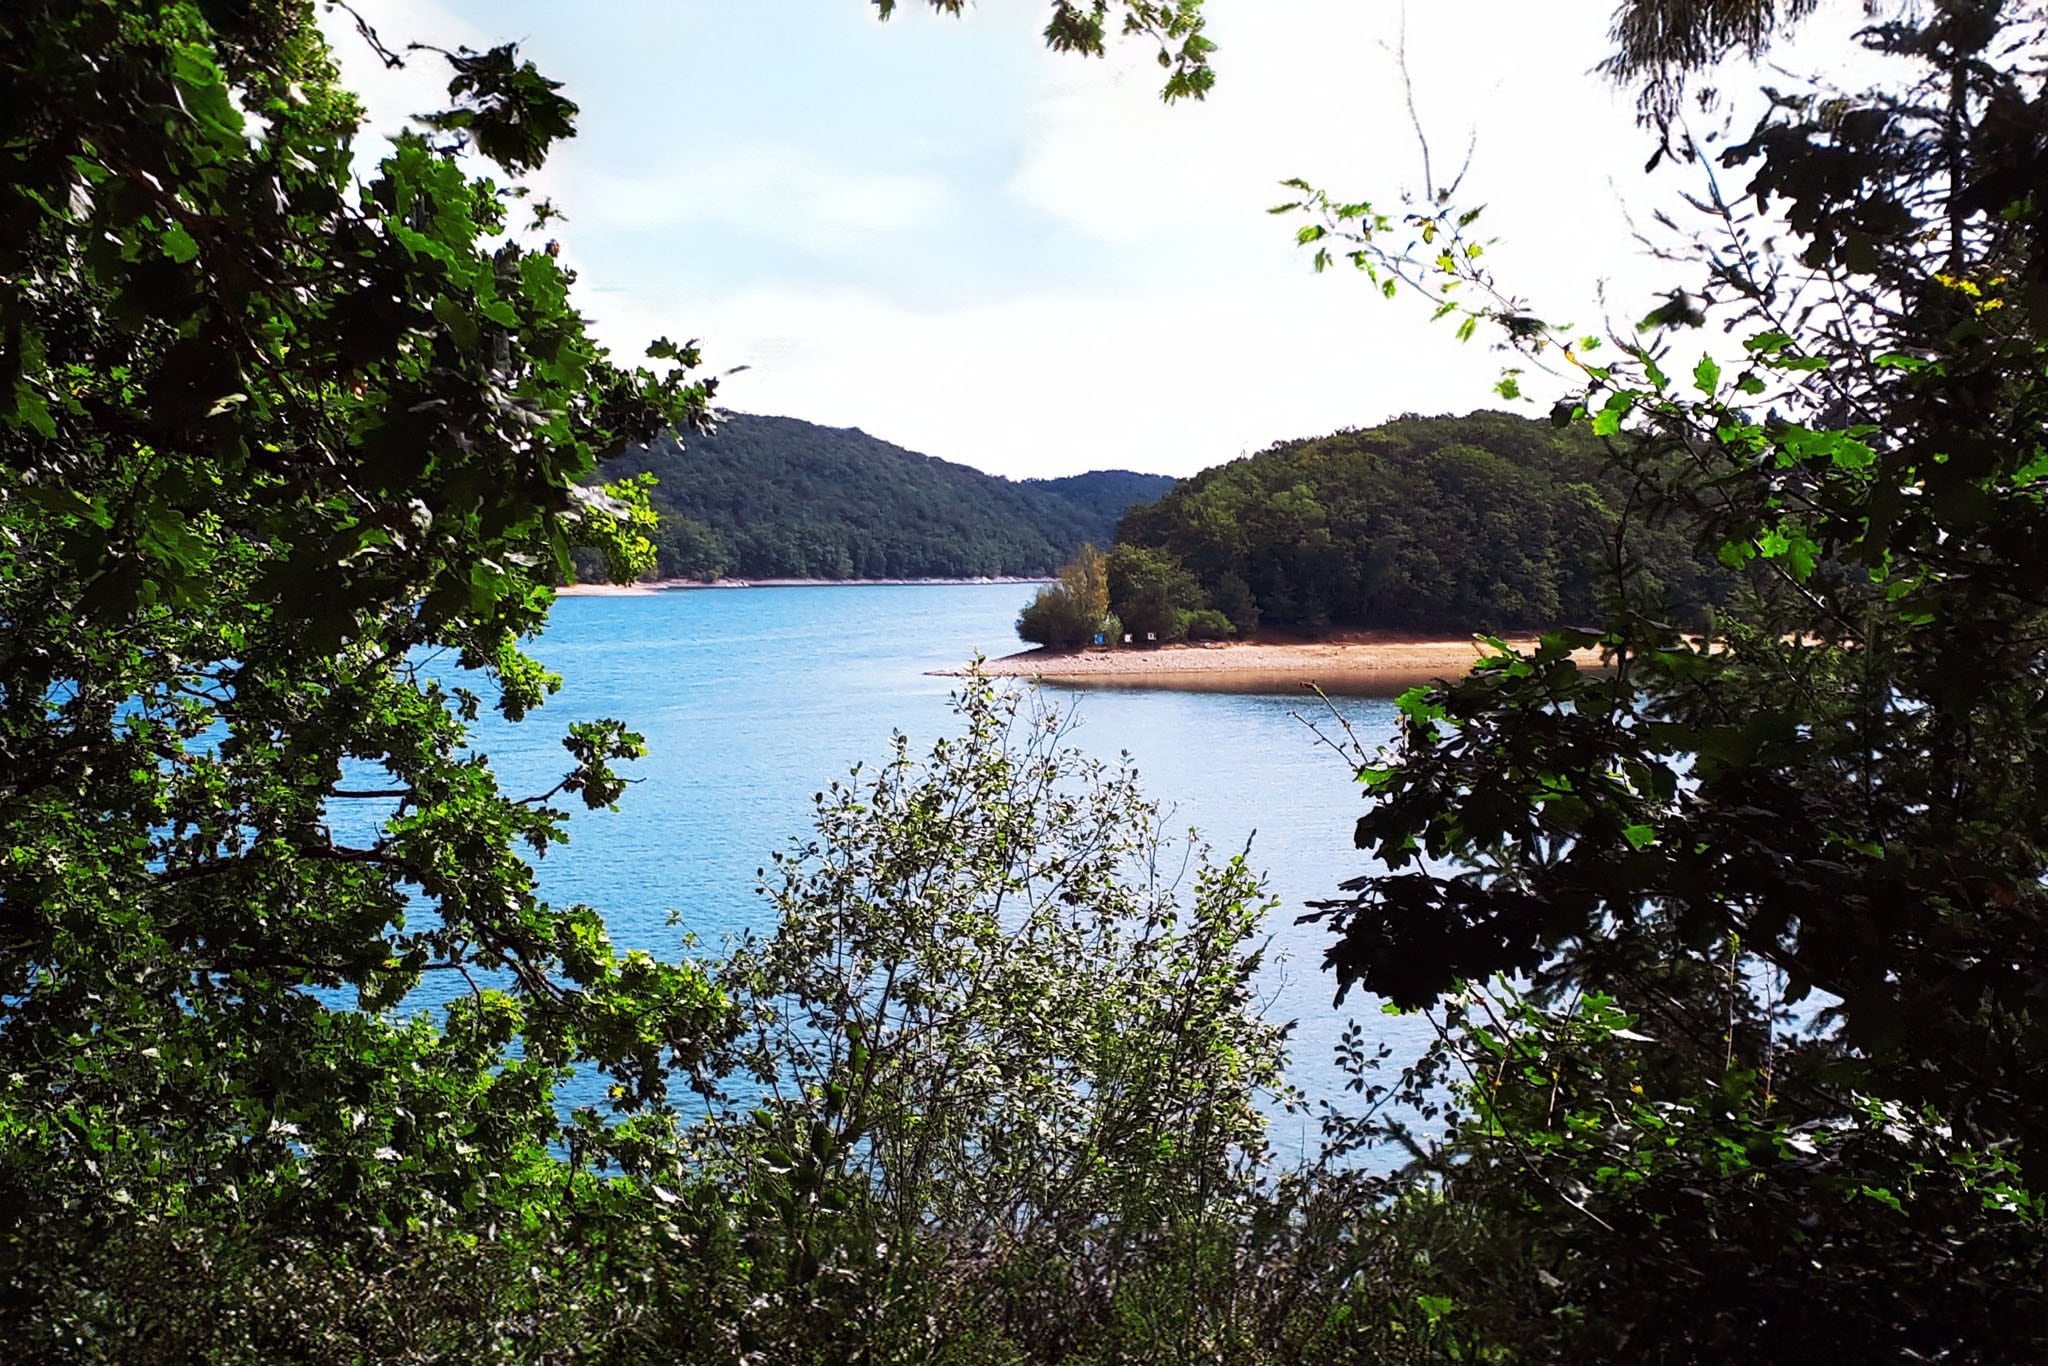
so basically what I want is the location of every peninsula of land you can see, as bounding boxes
[936,634,1607,695]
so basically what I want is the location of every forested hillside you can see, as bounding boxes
[601,415,1174,580]
[1113,410,1724,634]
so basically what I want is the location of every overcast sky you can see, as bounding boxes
[325,1,1868,479]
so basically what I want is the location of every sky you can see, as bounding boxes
[323,1,1874,479]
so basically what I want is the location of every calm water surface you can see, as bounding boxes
[465,584,1428,1158]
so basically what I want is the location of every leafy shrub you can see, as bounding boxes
[1212,571,1262,634]
[1017,544,1111,649]
[1017,584,1101,648]
[694,675,1296,1354]
[1180,608,1237,640]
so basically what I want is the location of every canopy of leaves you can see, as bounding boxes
[0,5,1346,1357]
[1105,542,1211,643]
[26,0,2048,1358]
[681,676,1293,1353]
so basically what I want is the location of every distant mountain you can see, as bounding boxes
[598,414,1175,581]
[1026,469,1183,527]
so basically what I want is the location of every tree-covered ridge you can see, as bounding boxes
[1029,467,1182,525]
[602,414,1174,580]
[1115,410,1725,634]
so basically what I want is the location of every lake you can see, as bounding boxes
[467,583,1428,1160]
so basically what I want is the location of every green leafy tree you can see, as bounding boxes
[1017,542,1113,649]
[1106,542,1211,643]
[1,0,734,1333]
[1286,1,2048,1356]
[678,676,1292,1357]
[1119,412,1723,635]
[1210,569,1261,634]
[644,505,730,581]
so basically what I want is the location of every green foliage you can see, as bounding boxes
[0,1,1256,1358]
[1296,4,2048,1356]
[604,417,1172,580]
[1210,569,1261,634]
[1106,542,1209,643]
[642,507,728,581]
[1032,467,1183,527]
[677,676,1294,1356]
[1018,544,1114,649]
[1017,589,1097,649]
[0,3,1223,1352]
[0,0,729,1348]
[31,0,2048,1358]
[1119,411,1726,635]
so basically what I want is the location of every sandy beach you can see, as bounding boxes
[935,634,1607,695]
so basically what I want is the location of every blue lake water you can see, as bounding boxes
[459,583,1427,1160]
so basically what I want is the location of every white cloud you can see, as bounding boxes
[321,0,1889,483]
[563,1,1686,478]
[1005,3,1412,246]
[582,268,1551,482]
[560,142,959,248]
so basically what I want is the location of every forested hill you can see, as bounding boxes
[1114,410,1726,635]
[602,414,1175,580]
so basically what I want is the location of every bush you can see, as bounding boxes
[1212,571,1262,635]
[1016,584,1100,649]
[696,675,1296,1355]
[1017,544,1112,649]
[1180,608,1237,640]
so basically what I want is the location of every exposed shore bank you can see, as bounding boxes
[556,576,1052,597]
[935,634,1607,696]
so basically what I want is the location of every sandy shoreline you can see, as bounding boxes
[933,636,1606,696]
[556,576,1051,597]
[550,579,1602,696]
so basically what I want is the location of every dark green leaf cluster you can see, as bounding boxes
[601,415,1172,581]
[3,659,1438,1362]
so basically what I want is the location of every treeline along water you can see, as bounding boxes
[445,584,1425,1159]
